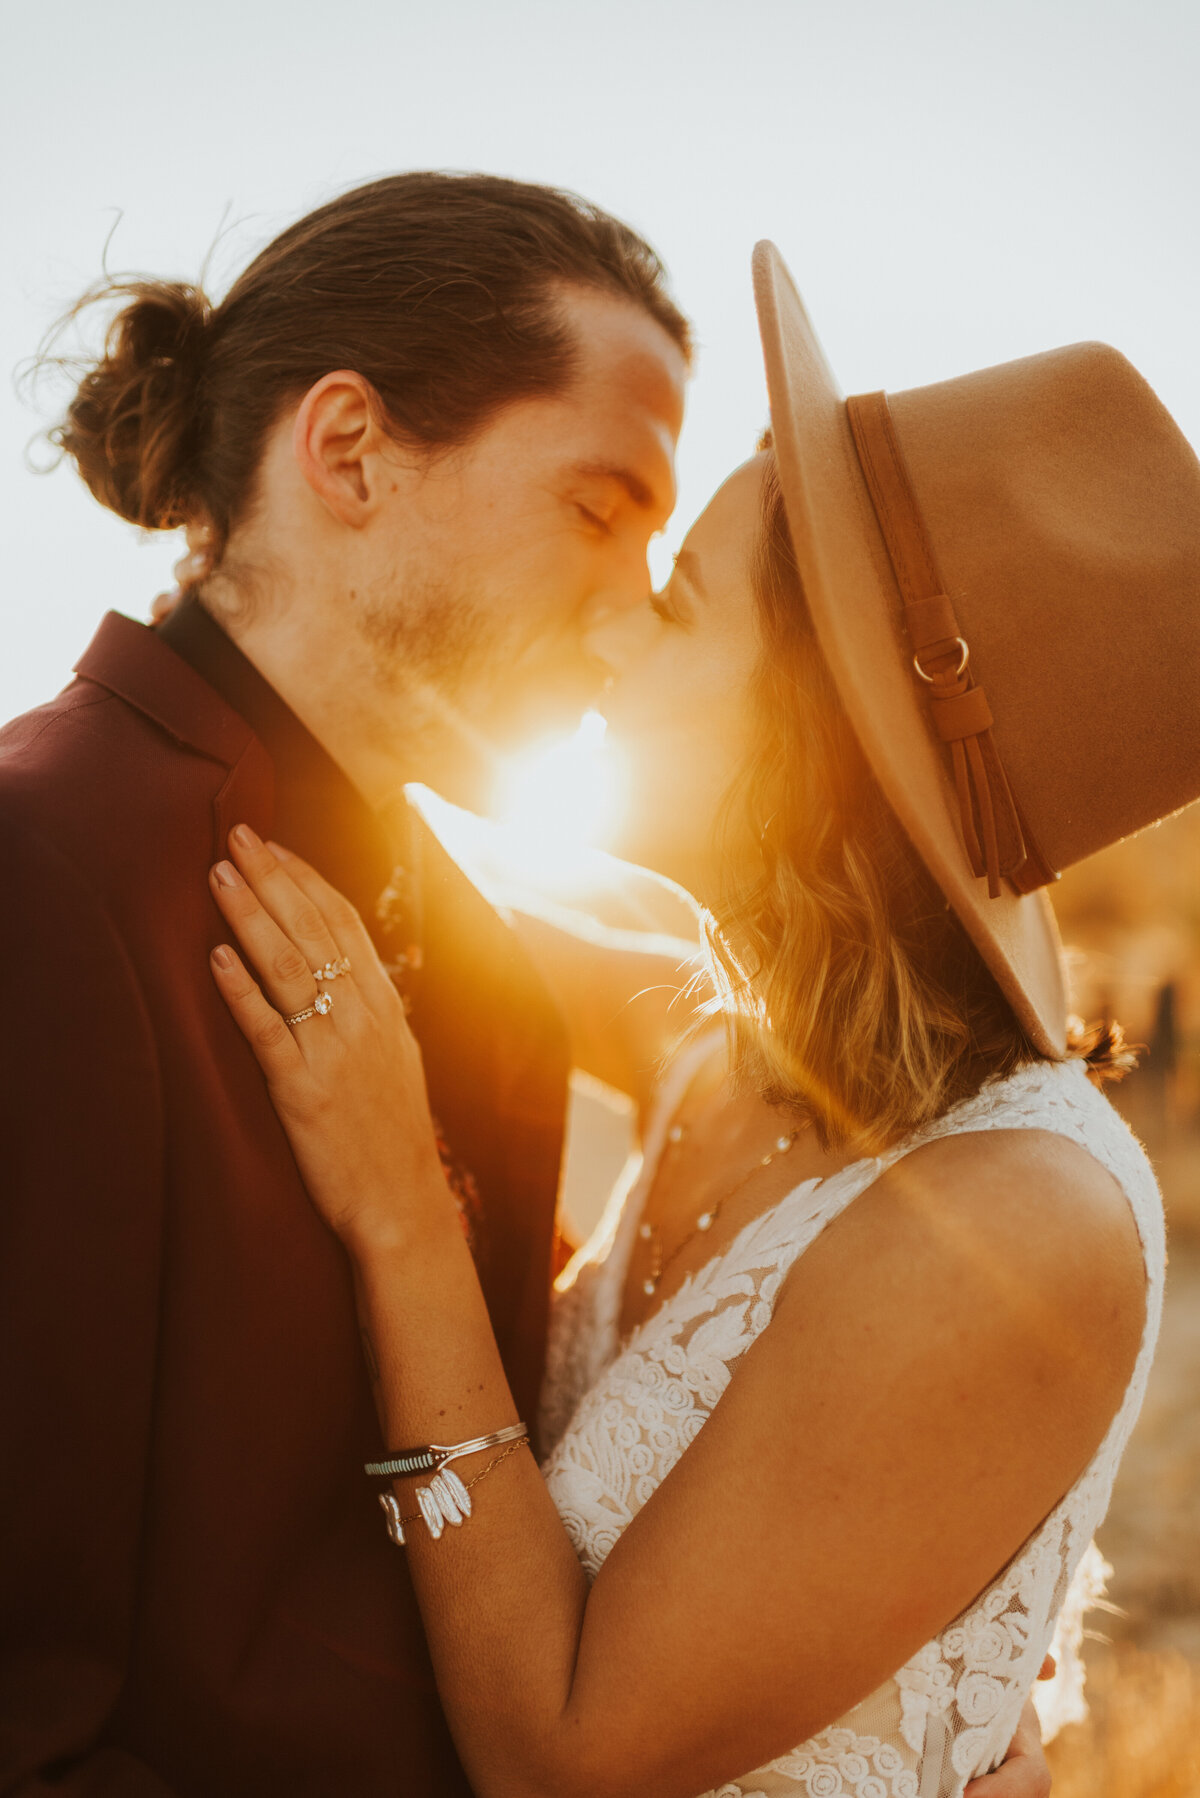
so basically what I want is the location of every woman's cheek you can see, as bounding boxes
[616,706,736,861]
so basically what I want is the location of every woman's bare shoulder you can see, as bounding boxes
[775,1116,1147,1423]
[893,1110,1124,1181]
[880,1119,1141,1256]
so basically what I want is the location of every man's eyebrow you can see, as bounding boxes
[673,549,708,599]
[572,460,658,511]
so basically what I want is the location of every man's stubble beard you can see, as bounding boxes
[355,570,599,807]
[354,573,520,807]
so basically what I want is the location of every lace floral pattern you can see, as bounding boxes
[539,1058,1165,1798]
[765,1730,920,1798]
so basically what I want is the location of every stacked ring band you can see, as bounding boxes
[283,991,334,1027]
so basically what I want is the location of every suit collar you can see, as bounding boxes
[74,609,395,915]
[155,596,360,811]
[74,610,259,769]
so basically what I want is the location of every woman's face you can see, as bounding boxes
[588,454,768,897]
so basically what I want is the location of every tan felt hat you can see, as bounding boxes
[752,240,1200,1057]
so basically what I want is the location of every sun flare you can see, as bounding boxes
[489,708,624,884]
[409,710,628,905]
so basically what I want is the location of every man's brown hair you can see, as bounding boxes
[48,172,691,558]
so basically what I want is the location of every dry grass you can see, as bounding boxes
[1053,1144,1200,1797]
[1046,1646,1200,1798]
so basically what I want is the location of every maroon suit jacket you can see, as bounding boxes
[0,610,569,1796]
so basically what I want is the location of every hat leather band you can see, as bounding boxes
[845,390,1056,899]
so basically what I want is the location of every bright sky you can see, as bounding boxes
[4,0,1199,728]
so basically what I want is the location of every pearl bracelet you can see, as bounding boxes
[367,1422,529,1545]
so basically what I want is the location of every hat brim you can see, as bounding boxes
[752,241,1066,1056]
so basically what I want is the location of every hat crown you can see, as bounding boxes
[887,342,1200,872]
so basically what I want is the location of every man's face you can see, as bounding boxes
[358,286,688,795]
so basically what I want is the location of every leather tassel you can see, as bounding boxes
[927,673,1026,898]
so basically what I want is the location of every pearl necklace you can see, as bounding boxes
[636,1120,800,1297]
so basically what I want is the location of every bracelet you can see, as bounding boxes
[368,1423,530,1547]
[377,1439,528,1547]
[365,1421,529,1482]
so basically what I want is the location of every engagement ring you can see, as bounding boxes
[284,991,334,1027]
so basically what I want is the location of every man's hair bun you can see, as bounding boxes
[52,279,211,530]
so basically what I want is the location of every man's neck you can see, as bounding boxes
[211,599,419,815]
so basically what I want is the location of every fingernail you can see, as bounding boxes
[211,945,234,969]
[213,860,244,888]
[232,824,262,852]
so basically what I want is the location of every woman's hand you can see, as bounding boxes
[961,1657,1055,1798]
[208,825,454,1255]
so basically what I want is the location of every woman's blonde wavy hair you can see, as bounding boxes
[702,453,1130,1154]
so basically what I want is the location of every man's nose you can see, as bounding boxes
[588,537,656,623]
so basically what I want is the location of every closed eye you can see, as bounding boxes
[575,502,614,537]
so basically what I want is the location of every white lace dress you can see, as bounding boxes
[539,1048,1165,1798]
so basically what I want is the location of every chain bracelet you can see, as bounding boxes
[378,1437,527,1547]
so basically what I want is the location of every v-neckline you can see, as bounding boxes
[617,1170,836,1351]
[608,1033,864,1351]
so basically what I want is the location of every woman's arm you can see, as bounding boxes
[507,903,705,1115]
[208,829,1140,1798]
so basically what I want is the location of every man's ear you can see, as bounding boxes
[292,371,388,526]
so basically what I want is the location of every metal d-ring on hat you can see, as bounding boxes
[752,241,1200,1056]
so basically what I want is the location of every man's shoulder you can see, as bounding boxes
[1,673,114,762]
[4,673,134,768]
[0,676,221,840]
[2,608,258,788]
[0,634,261,928]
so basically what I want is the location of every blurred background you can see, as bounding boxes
[4,0,1199,1788]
